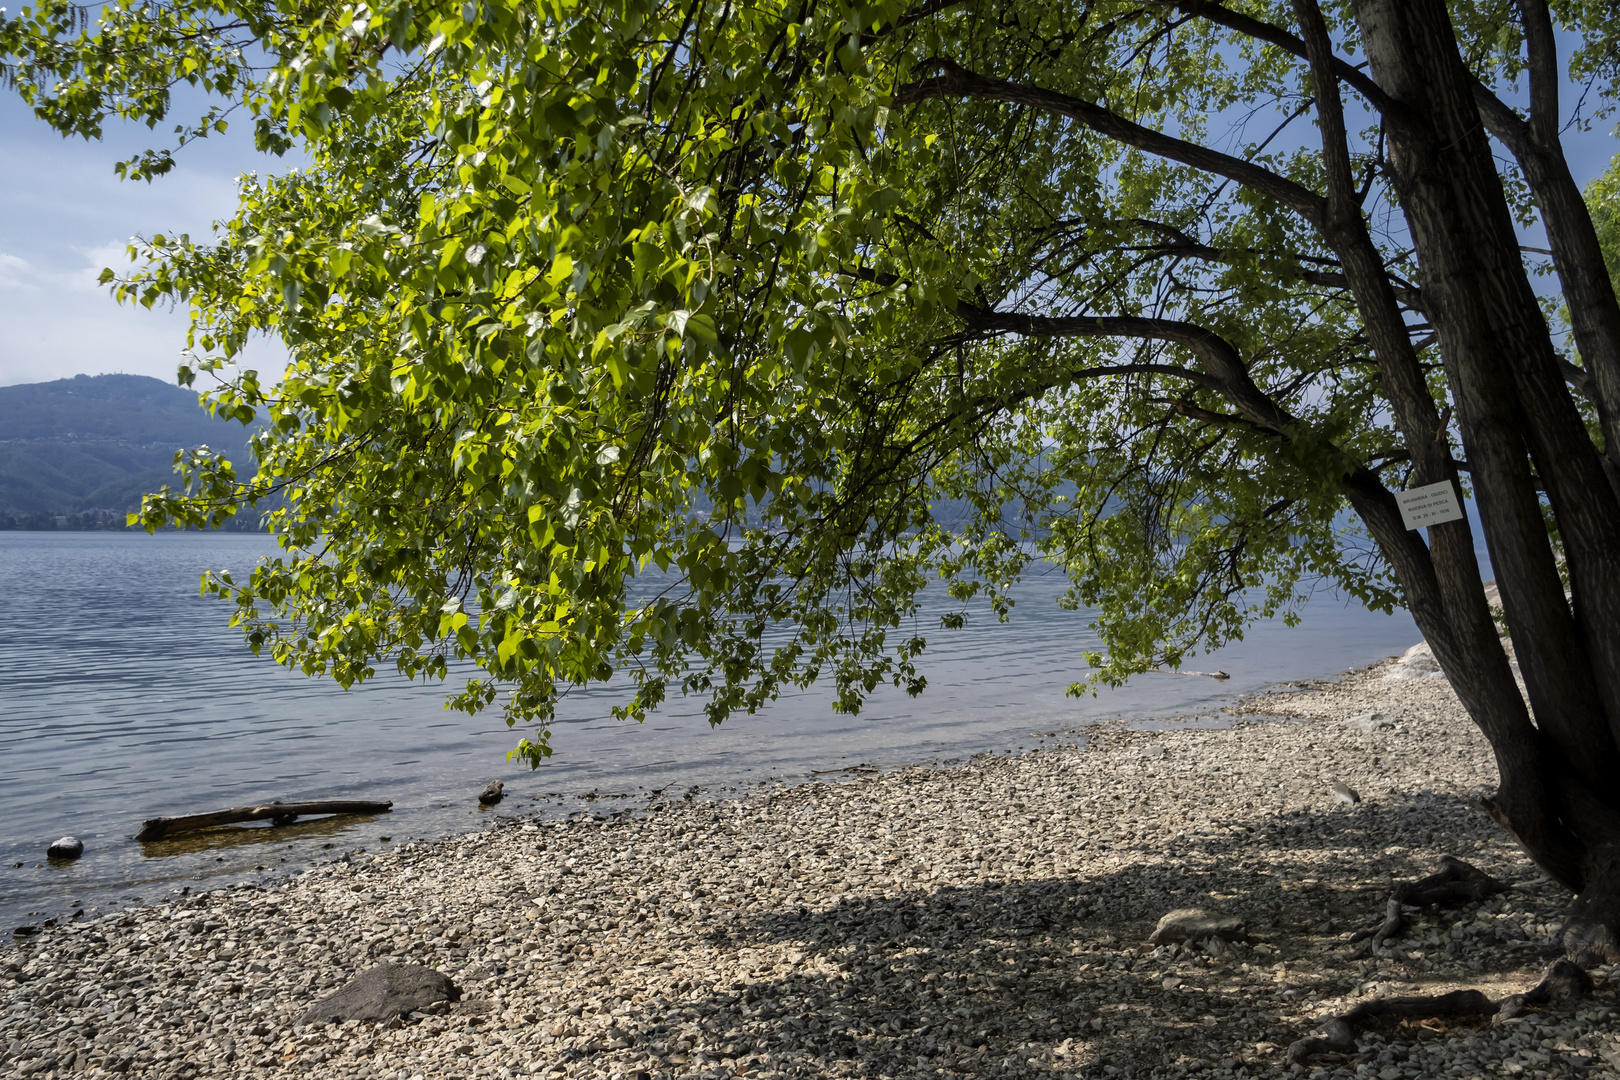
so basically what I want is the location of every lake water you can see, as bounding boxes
[0,531,1419,932]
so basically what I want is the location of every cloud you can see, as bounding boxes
[0,252,40,292]
[0,239,287,388]
[76,241,141,291]
[0,92,290,388]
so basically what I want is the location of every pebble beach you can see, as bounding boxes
[5,647,1618,1080]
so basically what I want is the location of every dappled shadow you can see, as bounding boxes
[603,798,1562,1078]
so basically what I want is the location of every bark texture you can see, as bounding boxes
[1347,0,1620,951]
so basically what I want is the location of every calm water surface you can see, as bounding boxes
[0,531,1419,931]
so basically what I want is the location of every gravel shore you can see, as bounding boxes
[5,650,1618,1080]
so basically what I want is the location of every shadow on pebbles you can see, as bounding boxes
[5,655,1620,1080]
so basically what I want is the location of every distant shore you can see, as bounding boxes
[4,651,1614,1080]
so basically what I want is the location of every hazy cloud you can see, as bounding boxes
[0,91,292,388]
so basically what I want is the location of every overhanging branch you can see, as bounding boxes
[893,58,1328,228]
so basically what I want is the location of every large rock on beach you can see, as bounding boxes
[1147,908,1247,945]
[1343,711,1395,733]
[299,963,461,1026]
[1385,641,1446,681]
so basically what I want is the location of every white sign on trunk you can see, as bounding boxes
[1397,480,1466,530]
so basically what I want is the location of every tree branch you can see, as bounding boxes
[954,305,1298,434]
[1132,217,1426,310]
[1170,1,1399,117]
[1514,0,1559,146]
[893,58,1328,228]
[1471,48,1620,496]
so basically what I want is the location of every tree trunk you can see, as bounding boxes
[1348,0,1620,962]
[1472,0,1620,503]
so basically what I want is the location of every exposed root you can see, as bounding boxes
[1349,897,1405,957]
[1291,858,1585,1066]
[1286,961,1592,1065]
[1493,960,1594,1023]
[1391,854,1511,906]
[1562,848,1620,967]
[1563,917,1620,968]
[1285,990,1495,1064]
[1349,856,1509,958]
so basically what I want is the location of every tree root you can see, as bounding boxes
[1285,990,1495,1064]
[1391,854,1511,906]
[1494,960,1594,1023]
[1288,858,1584,1066]
[1286,961,1592,1064]
[1562,846,1620,967]
[1348,897,1406,957]
[1348,856,1509,957]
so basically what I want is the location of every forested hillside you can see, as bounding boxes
[0,374,257,529]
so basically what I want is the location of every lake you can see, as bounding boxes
[0,531,1419,931]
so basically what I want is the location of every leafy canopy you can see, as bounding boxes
[4,0,1610,763]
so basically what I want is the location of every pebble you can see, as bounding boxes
[3,655,1616,1079]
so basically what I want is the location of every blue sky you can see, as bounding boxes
[0,36,1616,390]
[0,87,300,387]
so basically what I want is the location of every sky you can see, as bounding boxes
[0,32,1616,390]
[0,86,302,388]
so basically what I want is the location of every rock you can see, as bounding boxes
[1344,711,1395,733]
[478,780,505,805]
[46,837,84,860]
[299,963,461,1025]
[1147,908,1247,945]
[1330,781,1361,804]
[1385,642,1446,681]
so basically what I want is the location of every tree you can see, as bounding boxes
[5,0,1619,966]
[1592,152,1620,284]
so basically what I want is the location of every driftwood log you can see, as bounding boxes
[135,800,393,841]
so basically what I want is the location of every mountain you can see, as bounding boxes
[0,374,258,529]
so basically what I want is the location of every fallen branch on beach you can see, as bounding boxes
[135,800,393,841]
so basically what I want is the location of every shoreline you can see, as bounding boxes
[4,654,1617,1080]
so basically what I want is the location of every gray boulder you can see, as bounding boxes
[300,963,461,1026]
[1148,908,1247,945]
